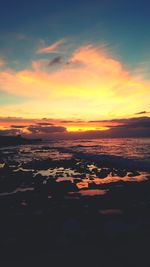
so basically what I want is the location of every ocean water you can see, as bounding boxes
[2,137,150,161]
[0,138,150,196]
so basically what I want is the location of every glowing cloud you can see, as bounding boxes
[36,39,65,54]
[0,44,150,120]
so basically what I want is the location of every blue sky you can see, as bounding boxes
[1,0,150,68]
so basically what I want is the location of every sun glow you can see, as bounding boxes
[66,125,109,132]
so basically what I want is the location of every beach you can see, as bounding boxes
[0,138,150,266]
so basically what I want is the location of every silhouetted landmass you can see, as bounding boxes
[0,135,42,147]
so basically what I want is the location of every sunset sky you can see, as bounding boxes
[0,0,150,138]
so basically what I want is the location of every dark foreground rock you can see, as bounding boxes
[0,144,150,266]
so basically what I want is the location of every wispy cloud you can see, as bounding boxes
[36,39,65,54]
[135,111,149,115]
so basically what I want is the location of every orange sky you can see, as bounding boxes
[0,42,150,137]
[0,44,150,124]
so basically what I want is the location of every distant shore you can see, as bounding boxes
[0,135,42,147]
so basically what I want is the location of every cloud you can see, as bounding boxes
[103,119,150,138]
[89,116,150,127]
[0,129,21,136]
[36,122,54,126]
[87,117,150,137]
[36,39,65,54]
[48,56,62,66]
[27,125,67,134]
[66,59,83,66]
[0,44,150,119]
[0,116,150,138]
[60,120,83,123]
[11,125,27,128]
[67,117,150,138]
[116,116,150,129]
[135,111,149,115]
[0,117,37,123]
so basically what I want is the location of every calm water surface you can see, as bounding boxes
[1,138,150,162]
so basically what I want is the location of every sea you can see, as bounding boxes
[1,137,150,167]
[1,137,150,160]
[0,137,150,195]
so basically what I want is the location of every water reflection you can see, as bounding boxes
[70,189,108,196]
[0,139,150,198]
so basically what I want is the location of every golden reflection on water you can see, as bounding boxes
[76,181,89,189]
[76,172,148,189]
[77,189,108,196]
[93,172,148,184]
[69,189,108,196]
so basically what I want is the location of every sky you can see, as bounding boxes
[0,0,150,138]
